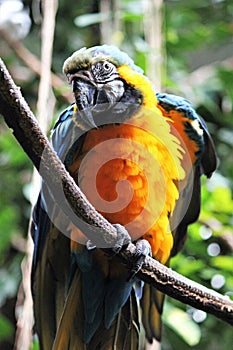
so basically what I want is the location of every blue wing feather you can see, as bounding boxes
[31,104,77,280]
[31,193,51,278]
[156,92,217,176]
[156,92,217,256]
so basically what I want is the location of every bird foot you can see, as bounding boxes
[85,223,131,252]
[127,239,152,281]
[112,224,131,253]
[86,240,96,250]
[85,225,151,281]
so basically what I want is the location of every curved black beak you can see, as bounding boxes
[67,69,122,129]
[67,70,98,129]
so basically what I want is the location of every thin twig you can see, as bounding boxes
[0,58,233,327]
[143,0,164,90]
[13,1,58,349]
[0,28,72,104]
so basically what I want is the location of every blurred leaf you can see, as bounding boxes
[30,338,40,350]
[0,129,29,166]
[0,314,14,342]
[163,303,201,346]
[0,256,22,307]
[123,0,143,14]
[217,67,233,98]
[0,206,18,254]
[171,255,205,276]
[74,13,109,27]
[218,129,233,147]
[211,256,233,273]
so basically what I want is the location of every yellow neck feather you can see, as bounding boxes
[117,65,158,111]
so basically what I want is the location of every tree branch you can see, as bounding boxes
[0,58,233,327]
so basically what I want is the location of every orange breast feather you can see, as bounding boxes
[69,110,185,264]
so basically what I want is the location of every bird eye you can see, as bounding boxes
[103,62,110,70]
[103,61,112,71]
[91,61,117,82]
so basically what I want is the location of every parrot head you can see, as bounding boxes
[63,45,152,129]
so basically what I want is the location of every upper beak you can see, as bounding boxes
[67,70,95,86]
[67,70,98,129]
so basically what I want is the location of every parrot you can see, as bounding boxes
[31,45,217,350]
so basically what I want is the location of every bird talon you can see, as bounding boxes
[127,239,152,281]
[112,224,131,254]
[86,240,96,250]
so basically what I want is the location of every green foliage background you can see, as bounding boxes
[0,0,232,349]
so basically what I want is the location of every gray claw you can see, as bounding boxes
[134,239,152,258]
[112,224,131,253]
[86,240,96,250]
[127,239,152,281]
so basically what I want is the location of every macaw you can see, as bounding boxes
[31,45,217,350]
